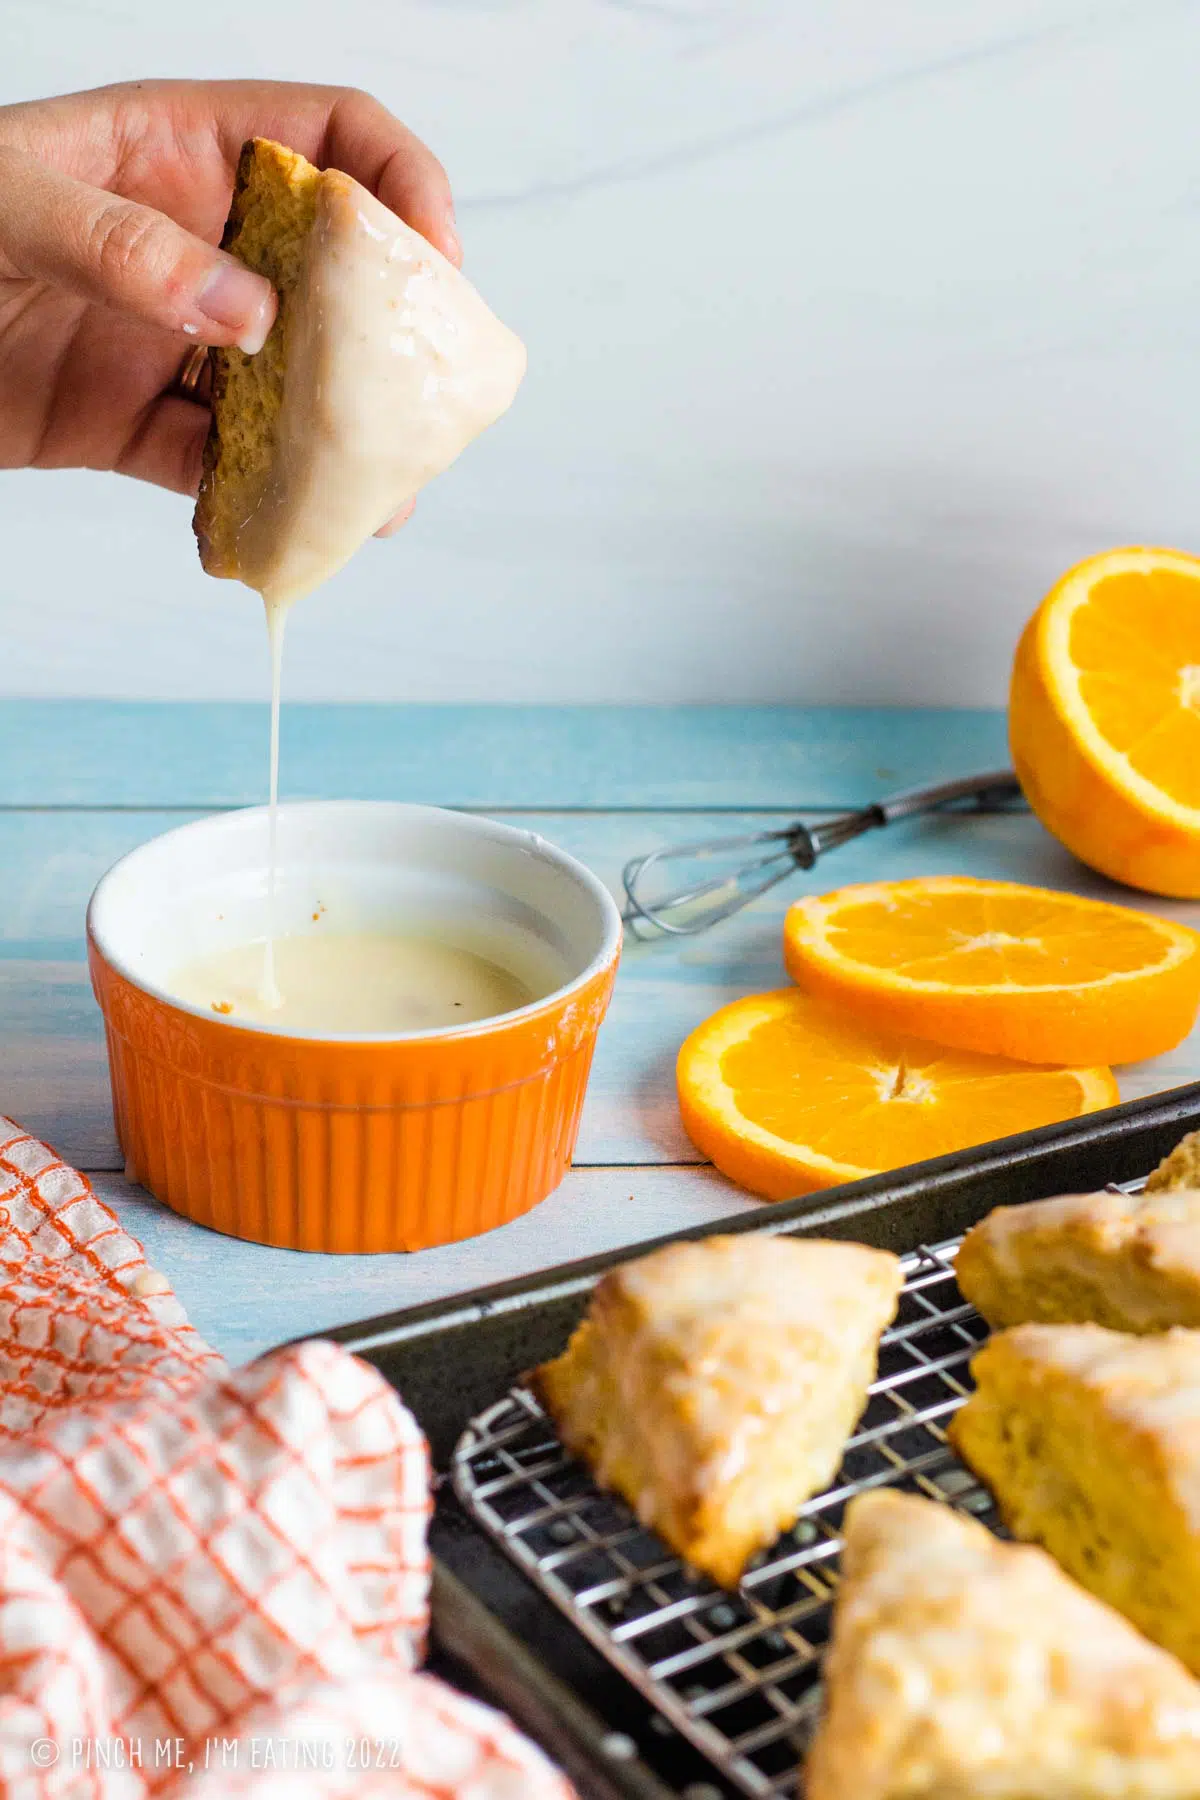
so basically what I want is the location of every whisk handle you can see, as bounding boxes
[868,768,1023,827]
[802,769,1023,863]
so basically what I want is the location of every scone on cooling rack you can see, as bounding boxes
[1146,1129,1200,1194]
[531,1234,902,1589]
[955,1186,1200,1332]
[804,1489,1200,1800]
[949,1322,1200,1674]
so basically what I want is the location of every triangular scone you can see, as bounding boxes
[1146,1129,1200,1194]
[532,1235,902,1588]
[805,1489,1200,1800]
[194,138,525,605]
[956,1188,1200,1331]
[949,1323,1200,1674]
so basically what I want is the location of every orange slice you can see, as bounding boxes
[782,875,1200,1066]
[676,989,1117,1201]
[1010,546,1200,897]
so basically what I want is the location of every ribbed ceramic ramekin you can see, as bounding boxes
[87,801,621,1252]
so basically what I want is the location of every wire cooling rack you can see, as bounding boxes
[451,1235,1003,1798]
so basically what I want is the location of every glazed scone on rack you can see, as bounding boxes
[949,1322,1200,1674]
[1146,1129,1200,1194]
[194,138,526,606]
[531,1234,902,1589]
[804,1489,1200,1800]
[955,1187,1200,1331]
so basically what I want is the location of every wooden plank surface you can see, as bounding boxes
[4,700,1200,1363]
[94,1166,756,1369]
[0,702,1010,809]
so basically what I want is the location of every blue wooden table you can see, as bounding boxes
[6,700,1199,1366]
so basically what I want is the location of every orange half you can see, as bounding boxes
[1011,546,1200,896]
[783,875,1200,1066]
[677,988,1117,1201]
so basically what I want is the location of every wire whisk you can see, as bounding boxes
[620,769,1025,939]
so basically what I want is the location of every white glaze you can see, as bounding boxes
[559,1235,902,1533]
[1009,1322,1200,1448]
[968,1191,1200,1330]
[262,597,287,1009]
[808,1489,1200,1800]
[171,928,533,1033]
[233,173,526,608]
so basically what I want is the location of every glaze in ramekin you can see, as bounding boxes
[87,801,621,1252]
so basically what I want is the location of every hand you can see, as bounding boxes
[0,80,460,527]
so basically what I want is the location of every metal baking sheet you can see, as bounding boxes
[316,1081,1200,1799]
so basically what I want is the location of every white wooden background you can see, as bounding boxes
[2,0,1199,706]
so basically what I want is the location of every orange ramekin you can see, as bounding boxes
[87,801,621,1252]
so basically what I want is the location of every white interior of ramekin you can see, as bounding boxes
[87,800,622,1042]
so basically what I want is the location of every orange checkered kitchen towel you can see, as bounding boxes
[0,1118,576,1799]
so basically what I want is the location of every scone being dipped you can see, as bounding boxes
[532,1234,902,1589]
[949,1322,1200,1674]
[194,138,526,605]
[805,1489,1200,1800]
[956,1187,1200,1332]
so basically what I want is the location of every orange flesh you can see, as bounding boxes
[723,1007,1106,1170]
[677,989,1117,1200]
[815,887,1179,988]
[1069,569,1200,809]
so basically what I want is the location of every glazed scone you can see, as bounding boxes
[194,137,526,605]
[532,1234,902,1589]
[805,1489,1200,1800]
[955,1188,1200,1331]
[949,1323,1200,1674]
[1146,1130,1200,1194]
[193,139,318,583]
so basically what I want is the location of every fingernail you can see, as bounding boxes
[374,498,416,538]
[197,259,277,354]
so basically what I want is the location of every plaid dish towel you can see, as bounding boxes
[0,1118,576,1799]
